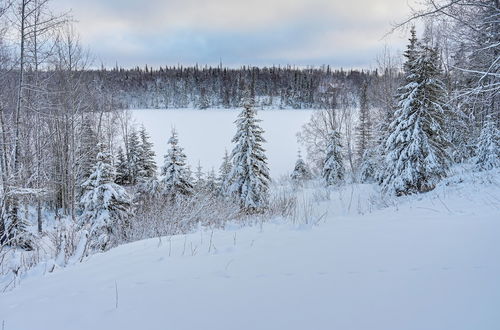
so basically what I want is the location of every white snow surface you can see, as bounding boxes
[1,170,499,330]
[131,109,315,178]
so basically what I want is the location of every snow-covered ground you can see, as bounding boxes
[131,109,315,178]
[1,169,499,330]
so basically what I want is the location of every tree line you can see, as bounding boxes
[84,64,375,110]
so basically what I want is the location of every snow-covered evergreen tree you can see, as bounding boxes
[126,130,142,185]
[359,149,378,183]
[138,126,157,180]
[205,168,218,194]
[134,177,163,209]
[77,118,99,195]
[291,151,311,182]
[115,147,129,185]
[323,130,344,185]
[227,96,270,213]
[161,129,193,197]
[193,161,206,192]
[5,208,34,250]
[218,149,232,196]
[79,144,133,251]
[475,116,500,171]
[382,32,450,195]
[356,81,372,163]
[372,29,418,185]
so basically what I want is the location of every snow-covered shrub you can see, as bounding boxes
[129,192,241,240]
[266,187,298,219]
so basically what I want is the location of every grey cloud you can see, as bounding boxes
[51,0,413,67]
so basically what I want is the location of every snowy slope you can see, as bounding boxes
[1,174,499,330]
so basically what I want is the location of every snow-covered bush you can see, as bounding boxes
[129,192,241,239]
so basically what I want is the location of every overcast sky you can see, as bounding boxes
[50,0,415,68]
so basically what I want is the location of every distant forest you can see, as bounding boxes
[86,65,381,109]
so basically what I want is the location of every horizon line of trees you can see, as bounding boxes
[71,65,385,110]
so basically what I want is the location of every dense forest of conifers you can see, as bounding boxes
[83,66,378,109]
[0,65,386,112]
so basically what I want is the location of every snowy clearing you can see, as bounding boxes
[131,109,316,178]
[1,170,499,330]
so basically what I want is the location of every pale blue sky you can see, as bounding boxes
[51,0,414,68]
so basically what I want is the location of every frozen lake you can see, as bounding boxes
[131,109,316,179]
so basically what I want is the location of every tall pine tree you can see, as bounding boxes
[382,31,450,195]
[205,168,218,195]
[77,118,99,196]
[357,80,377,183]
[356,80,372,163]
[115,147,129,185]
[218,149,232,196]
[322,130,345,185]
[138,126,157,180]
[126,130,142,185]
[161,129,193,197]
[193,161,206,192]
[227,96,270,213]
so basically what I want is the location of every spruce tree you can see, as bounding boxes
[322,130,345,185]
[115,147,129,185]
[359,149,378,183]
[475,116,500,171]
[193,161,206,192]
[218,149,232,196]
[382,32,450,195]
[79,144,133,251]
[205,168,218,194]
[161,129,193,197]
[138,126,157,180]
[77,118,99,195]
[356,80,377,183]
[126,130,142,185]
[356,81,372,163]
[5,208,33,250]
[373,28,418,185]
[227,96,270,213]
[291,151,311,182]
[198,87,210,109]
[134,177,163,208]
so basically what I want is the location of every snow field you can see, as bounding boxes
[1,170,499,330]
